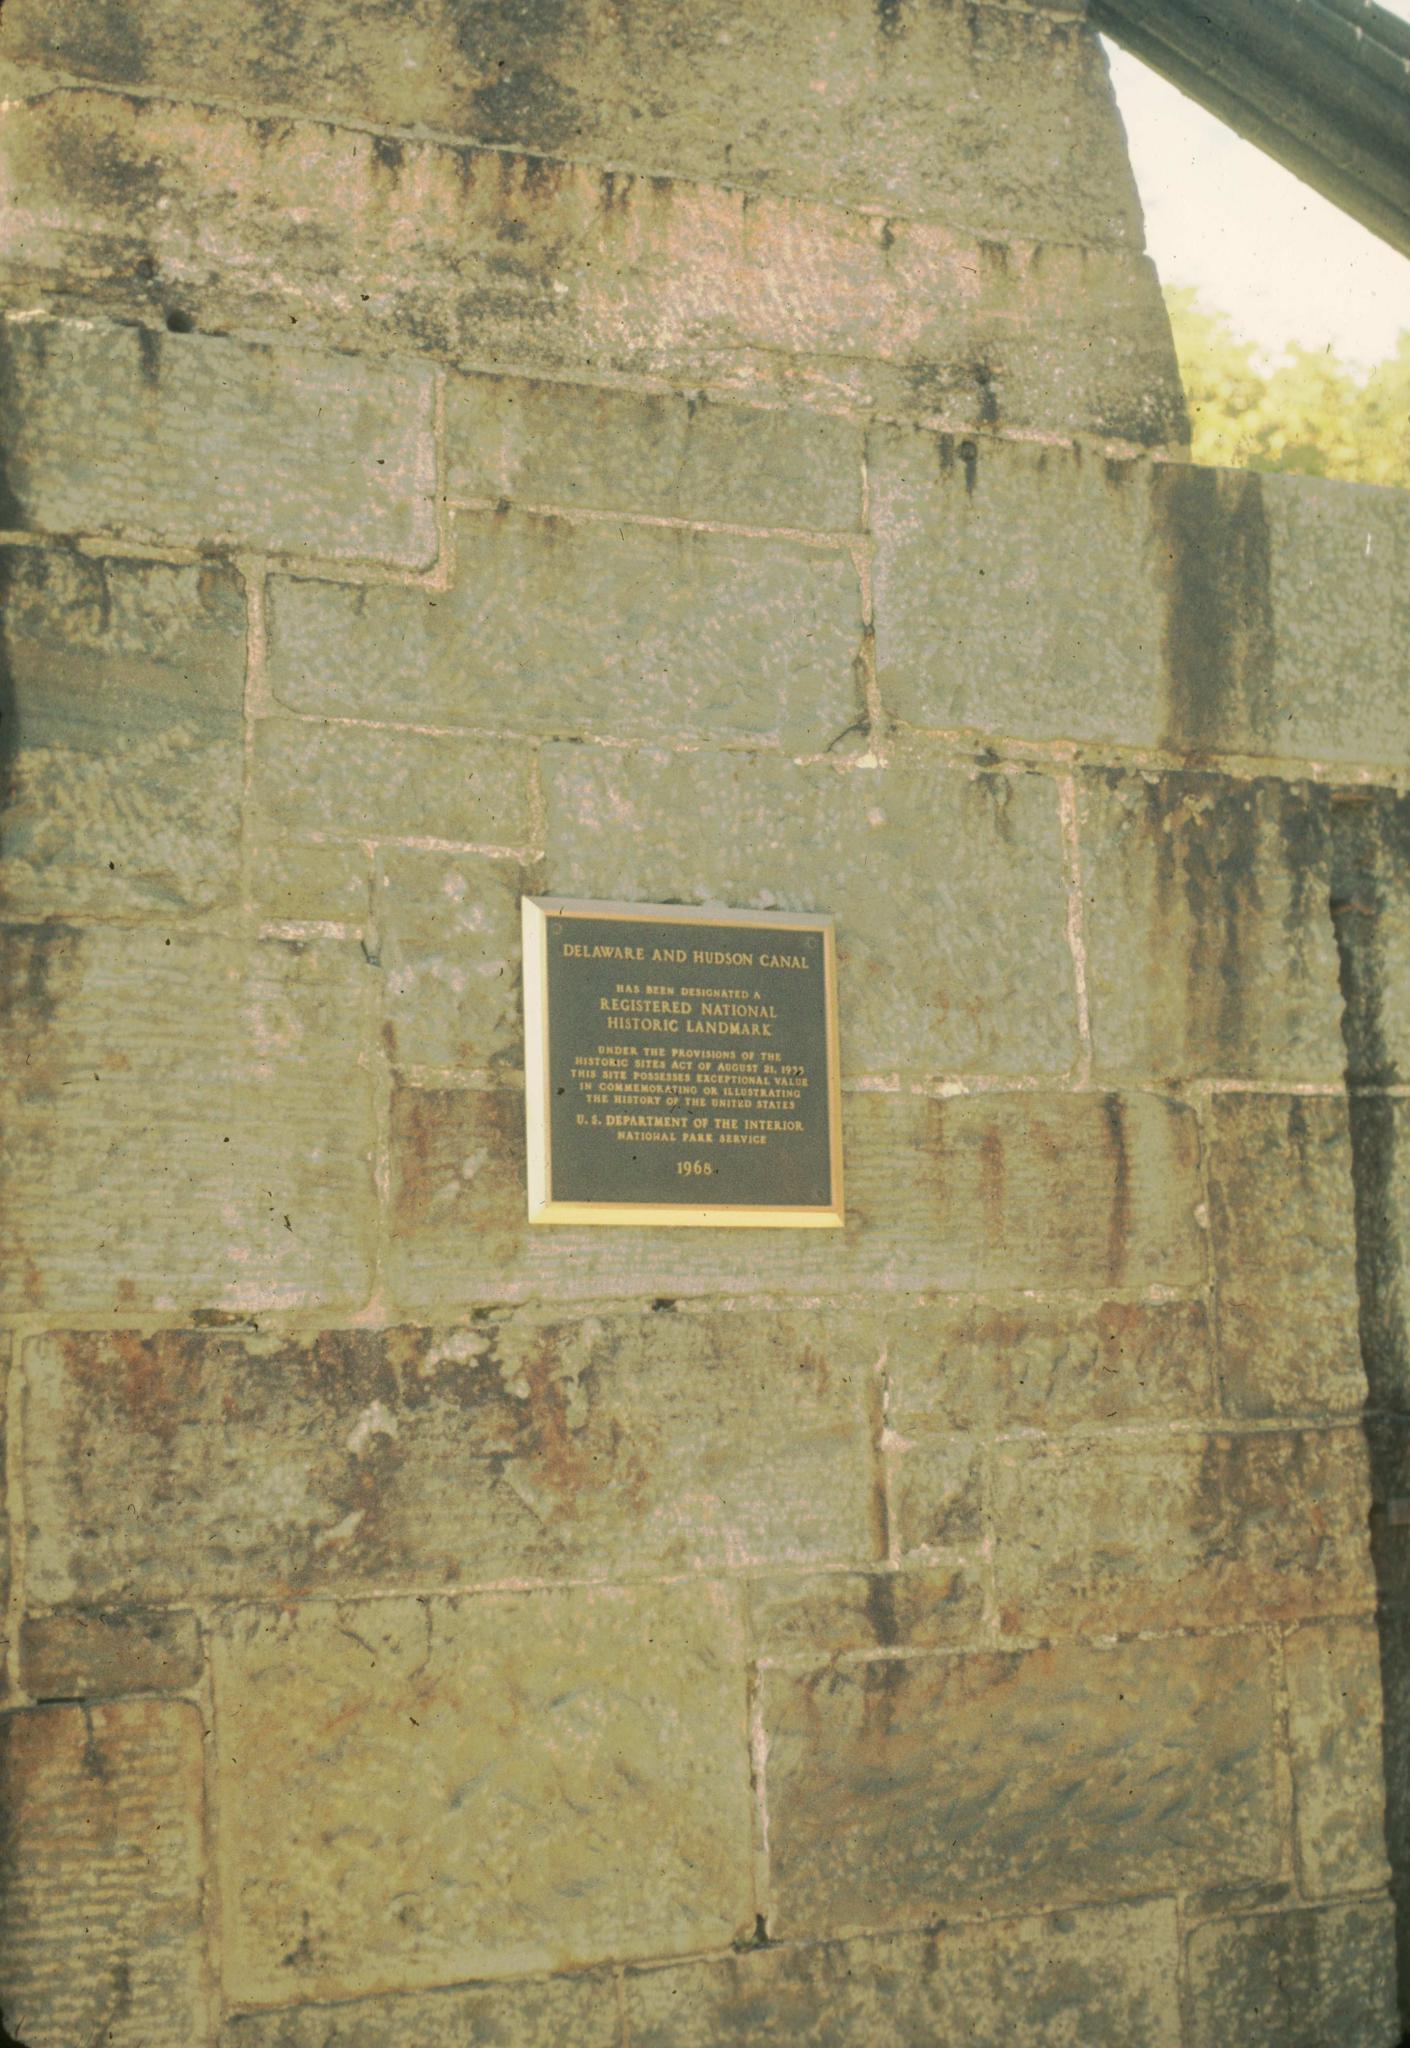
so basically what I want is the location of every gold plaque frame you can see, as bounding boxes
[522,896,845,1228]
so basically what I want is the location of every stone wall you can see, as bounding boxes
[0,3,1406,2043]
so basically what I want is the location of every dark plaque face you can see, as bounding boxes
[522,898,843,1226]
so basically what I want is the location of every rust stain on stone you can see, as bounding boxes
[71,1331,202,1451]
[518,1328,594,1506]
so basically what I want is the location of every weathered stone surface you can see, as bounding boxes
[1205,1093,1365,1417]
[387,1086,1202,1306]
[884,1296,1214,1430]
[252,720,532,849]
[1367,1420,1410,1628]
[446,375,863,531]
[0,318,435,565]
[626,1899,1182,2047]
[1331,785,1410,1087]
[543,747,1077,1077]
[23,1306,875,1605]
[871,443,1410,769]
[0,547,245,919]
[748,1565,986,1660]
[266,517,863,750]
[0,927,375,1313]
[0,93,1186,442]
[888,1433,986,1559]
[21,1608,202,1698]
[0,1700,208,2046]
[254,843,371,927]
[0,0,1146,247]
[1284,1620,1391,1897]
[1080,773,1342,1082]
[212,1582,753,2000]
[990,1428,1375,1636]
[1185,1901,1399,2048]
[221,1970,619,2047]
[1213,471,1410,770]
[377,849,529,1071]
[1108,460,1407,766]
[871,431,1169,746]
[1370,1589,1410,1895]
[764,1633,1279,1935]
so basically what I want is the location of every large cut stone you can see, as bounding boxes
[23,1305,876,1606]
[0,318,435,565]
[0,547,245,920]
[0,1701,208,2046]
[212,1581,753,2000]
[625,1899,1182,2047]
[764,1633,1279,1936]
[0,926,376,1314]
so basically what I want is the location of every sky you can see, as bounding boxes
[1103,20,1410,368]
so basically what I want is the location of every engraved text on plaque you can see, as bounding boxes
[522,897,844,1226]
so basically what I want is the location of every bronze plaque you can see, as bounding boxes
[522,897,844,1227]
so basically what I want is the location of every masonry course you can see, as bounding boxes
[265,519,866,752]
[0,0,1146,246]
[0,95,1184,441]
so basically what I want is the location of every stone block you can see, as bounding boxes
[211,1582,753,2001]
[377,849,530,1071]
[1185,1901,1399,2048]
[763,1632,1279,1935]
[747,1566,986,1661]
[387,1085,1203,1307]
[0,0,1146,248]
[871,431,1168,747]
[1147,466,1410,770]
[0,93,1185,442]
[251,720,532,849]
[0,1700,208,2046]
[0,926,375,1313]
[0,317,435,565]
[1206,1093,1365,1417]
[21,1608,202,1698]
[1206,470,1410,770]
[991,1428,1375,1636]
[266,517,862,750]
[1284,1619,1391,1897]
[884,1296,1214,1431]
[871,445,1410,771]
[1080,773,1343,1082]
[542,747,1078,1078]
[253,842,371,927]
[446,375,863,532]
[625,1899,1182,2047]
[221,1971,619,2047]
[0,547,245,919]
[23,1306,875,1605]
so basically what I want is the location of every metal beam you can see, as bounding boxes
[1091,0,1410,257]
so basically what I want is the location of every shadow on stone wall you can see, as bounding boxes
[1330,789,1410,2038]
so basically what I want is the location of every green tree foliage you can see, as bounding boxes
[1165,286,1410,487]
